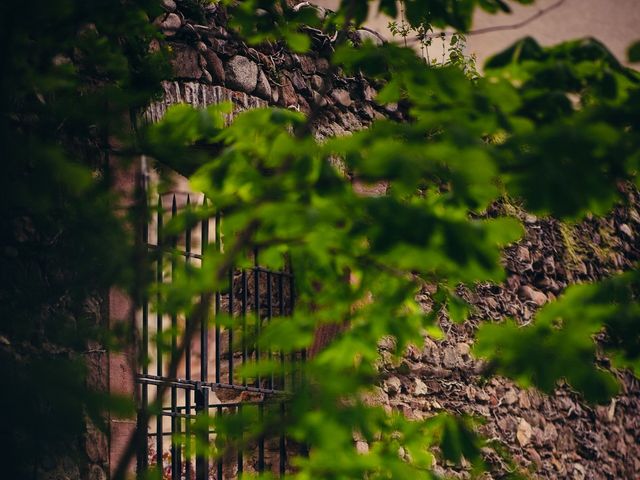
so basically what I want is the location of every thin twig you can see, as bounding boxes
[293,0,359,138]
[401,0,566,46]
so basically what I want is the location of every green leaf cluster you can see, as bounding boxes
[1,0,169,476]
[5,0,640,477]
[144,2,640,472]
[475,271,640,403]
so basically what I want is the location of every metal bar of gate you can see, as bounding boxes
[254,248,261,388]
[258,403,265,473]
[237,404,243,476]
[200,199,209,384]
[216,404,223,479]
[228,267,234,385]
[215,211,221,385]
[278,273,285,391]
[280,402,286,475]
[267,270,273,390]
[170,196,181,480]
[137,185,150,476]
[197,200,209,480]
[195,385,209,480]
[185,195,192,480]
[156,196,163,471]
[242,269,248,386]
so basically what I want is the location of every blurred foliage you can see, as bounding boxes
[388,4,479,78]
[475,271,640,404]
[3,0,640,478]
[147,24,639,475]
[0,0,168,476]
[151,0,640,476]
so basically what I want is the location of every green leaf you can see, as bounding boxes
[436,415,483,465]
[447,291,470,323]
[628,40,640,63]
[485,37,545,69]
[473,277,636,403]
[376,79,401,103]
[284,31,311,53]
[378,0,398,18]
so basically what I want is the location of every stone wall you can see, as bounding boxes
[378,196,640,478]
[0,152,114,479]
[153,0,400,139]
[0,284,111,480]
[146,2,640,478]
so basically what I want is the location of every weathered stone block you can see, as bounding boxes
[170,44,202,79]
[357,29,384,46]
[225,55,258,94]
[331,88,352,108]
[278,75,297,107]
[203,49,226,84]
[254,69,271,99]
[160,13,182,37]
[161,0,177,12]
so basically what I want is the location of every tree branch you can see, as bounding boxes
[293,0,359,138]
[402,0,566,45]
[112,218,260,480]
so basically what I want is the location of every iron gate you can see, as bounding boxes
[136,191,301,479]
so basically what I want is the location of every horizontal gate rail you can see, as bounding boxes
[137,374,289,396]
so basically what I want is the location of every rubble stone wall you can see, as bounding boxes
[380,198,640,479]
